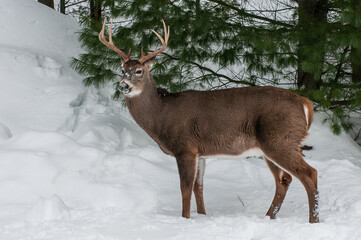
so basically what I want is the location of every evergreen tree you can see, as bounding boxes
[71,0,361,138]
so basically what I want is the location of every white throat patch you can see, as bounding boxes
[125,89,142,98]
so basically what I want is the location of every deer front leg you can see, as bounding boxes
[175,153,197,219]
[193,157,206,215]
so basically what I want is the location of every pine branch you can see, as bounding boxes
[66,0,87,8]
[207,0,294,28]
[162,53,256,86]
[329,99,357,110]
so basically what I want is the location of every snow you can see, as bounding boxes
[0,0,361,239]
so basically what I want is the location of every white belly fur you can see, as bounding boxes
[202,148,264,160]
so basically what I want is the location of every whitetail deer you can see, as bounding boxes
[99,19,319,223]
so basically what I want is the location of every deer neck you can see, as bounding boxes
[124,78,162,136]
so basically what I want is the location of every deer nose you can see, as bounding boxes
[118,82,129,92]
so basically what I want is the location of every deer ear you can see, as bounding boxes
[143,57,156,70]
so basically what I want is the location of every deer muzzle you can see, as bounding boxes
[118,82,130,94]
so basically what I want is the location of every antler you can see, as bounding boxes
[99,19,131,62]
[139,19,170,64]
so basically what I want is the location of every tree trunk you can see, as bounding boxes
[38,0,54,9]
[60,0,66,14]
[297,0,328,90]
[350,0,361,83]
[351,46,361,83]
[90,0,103,21]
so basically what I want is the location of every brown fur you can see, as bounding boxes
[119,60,319,223]
[99,20,319,222]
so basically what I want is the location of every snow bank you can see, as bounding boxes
[0,0,83,134]
[26,195,71,223]
[0,122,12,140]
[0,0,80,58]
[0,0,361,239]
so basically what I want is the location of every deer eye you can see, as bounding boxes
[135,69,143,75]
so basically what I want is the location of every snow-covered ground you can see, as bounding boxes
[1,1,361,239]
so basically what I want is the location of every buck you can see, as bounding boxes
[99,19,319,223]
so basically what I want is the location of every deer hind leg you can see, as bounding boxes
[293,160,319,223]
[264,150,319,223]
[193,157,206,215]
[175,153,197,219]
[264,157,292,219]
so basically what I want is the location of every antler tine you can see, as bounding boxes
[139,19,170,64]
[98,18,130,62]
[108,19,114,44]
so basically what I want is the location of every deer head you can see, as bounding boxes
[99,19,169,97]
